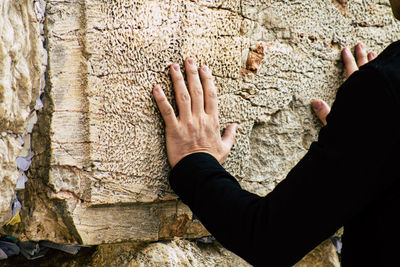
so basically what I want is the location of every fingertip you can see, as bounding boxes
[201,65,209,73]
[228,123,238,131]
[368,52,377,61]
[153,85,161,95]
[170,63,180,72]
[311,99,322,111]
[227,123,239,137]
[311,99,330,125]
[341,47,352,61]
[356,43,367,55]
[186,57,195,65]
[223,123,238,142]
[341,47,358,77]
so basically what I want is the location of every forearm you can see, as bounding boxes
[169,67,400,266]
[169,151,341,266]
[170,153,270,265]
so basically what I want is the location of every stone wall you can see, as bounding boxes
[0,0,44,226]
[1,0,400,266]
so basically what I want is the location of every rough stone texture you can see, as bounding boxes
[2,0,400,266]
[294,239,340,267]
[91,239,251,267]
[0,238,340,266]
[91,238,340,267]
[0,0,43,226]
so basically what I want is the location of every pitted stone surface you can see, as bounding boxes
[0,0,43,226]
[96,238,251,267]
[5,1,399,261]
[85,0,244,203]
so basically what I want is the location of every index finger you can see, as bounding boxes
[153,85,178,127]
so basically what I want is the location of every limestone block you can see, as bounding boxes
[0,0,43,226]
[91,239,251,267]
[89,238,339,267]
[295,239,340,267]
[0,0,43,133]
[4,2,399,266]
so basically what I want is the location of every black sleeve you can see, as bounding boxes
[169,67,400,267]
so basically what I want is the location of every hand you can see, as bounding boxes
[153,59,238,168]
[311,43,376,125]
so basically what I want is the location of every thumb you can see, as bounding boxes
[222,123,239,150]
[311,99,330,126]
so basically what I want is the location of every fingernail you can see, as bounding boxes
[357,42,364,49]
[172,64,179,71]
[201,66,209,72]
[312,101,321,111]
[188,58,194,65]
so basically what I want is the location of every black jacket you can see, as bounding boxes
[169,41,400,267]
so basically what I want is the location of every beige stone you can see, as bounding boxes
[1,0,399,265]
[0,237,339,266]
[91,239,251,267]
[99,239,339,267]
[14,0,400,240]
[94,239,338,267]
[295,239,340,267]
[0,0,43,226]
[0,135,21,225]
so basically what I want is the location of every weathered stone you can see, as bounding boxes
[92,239,339,267]
[0,135,21,225]
[0,0,43,226]
[0,239,249,267]
[295,239,340,267]
[12,0,400,240]
[1,0,399,265]
[91,239,251,267]
[0,238,339,266]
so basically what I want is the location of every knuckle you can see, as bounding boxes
[157,96,168,105]
[191,86,203,97]
[207,89,217,99]
[163,107,173,116]
[188,68,198,75]
[158,95,167,103]
[204,73,213,81]
[185,119,194,130]
[174,73,185,83]
[179,93,190,103]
